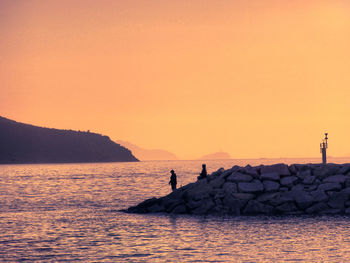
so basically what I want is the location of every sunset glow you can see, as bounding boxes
[1,0,350,159]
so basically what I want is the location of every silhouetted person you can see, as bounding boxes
[169,170,177,191]
[197,164,207,180]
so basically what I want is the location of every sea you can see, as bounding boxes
[1,158,350,262]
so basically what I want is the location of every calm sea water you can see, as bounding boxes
[1,158,350,262]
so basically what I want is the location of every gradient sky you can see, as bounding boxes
[1,0,350,159]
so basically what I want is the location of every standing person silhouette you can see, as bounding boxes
[169,170,177,191]
[197,164,207,180]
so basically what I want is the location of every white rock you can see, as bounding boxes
[231,193,255,200]
[318,183,342,192]
[208,168,225,180]
[193,191,210,201]
[303,175,316,185]
[222,182,237,193]
[210,177,225,189]
[242,165,259,177]
[296,169,312,179]
[323,175,347,184]
[171,204,187,214]
[339,164,350,175]
[260,163,290,176]
[147,203,164,213]
[219,169,234,179]
[280,187,289,192]
[320,208,342,215]
[238,181,264,193]
[222,194,246,209]
[327,192,348,209]
[227,172,253,183]
[294,191,314,210]
[289,164,297,175]
[243,200,274,214]
[184,181,213,201]
[313,164,340,179]
[192,199,215,215]
[256,192,281,203]
[260,172,280,181]
[276,202,298,213]
[280,176,298,187]
[310,189,329,202]
[291,184,304,192]
[263,180,280,192]
[187,199,203,209]
[306,202,329,214]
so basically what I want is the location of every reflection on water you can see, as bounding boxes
[1,158,350,262]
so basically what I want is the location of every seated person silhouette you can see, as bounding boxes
[197,164,207,180]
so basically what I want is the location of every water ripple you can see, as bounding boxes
[1,160,350,262]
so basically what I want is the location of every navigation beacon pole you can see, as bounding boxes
[320,133,328,164]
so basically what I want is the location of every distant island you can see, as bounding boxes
[0,116,138,164]
[199,152,231,160]
[116,140,177,161]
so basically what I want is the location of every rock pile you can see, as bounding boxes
[123,163,350,216]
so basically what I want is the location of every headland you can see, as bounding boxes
[0,116,138,164]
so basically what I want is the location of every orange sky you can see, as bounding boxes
[1,0,350,159]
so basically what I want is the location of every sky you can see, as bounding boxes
[1,0,350,159]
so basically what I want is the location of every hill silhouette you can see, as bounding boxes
[0,116,138,164]
[116,140,177,161]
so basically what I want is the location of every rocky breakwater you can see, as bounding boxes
[123,163,350,216]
